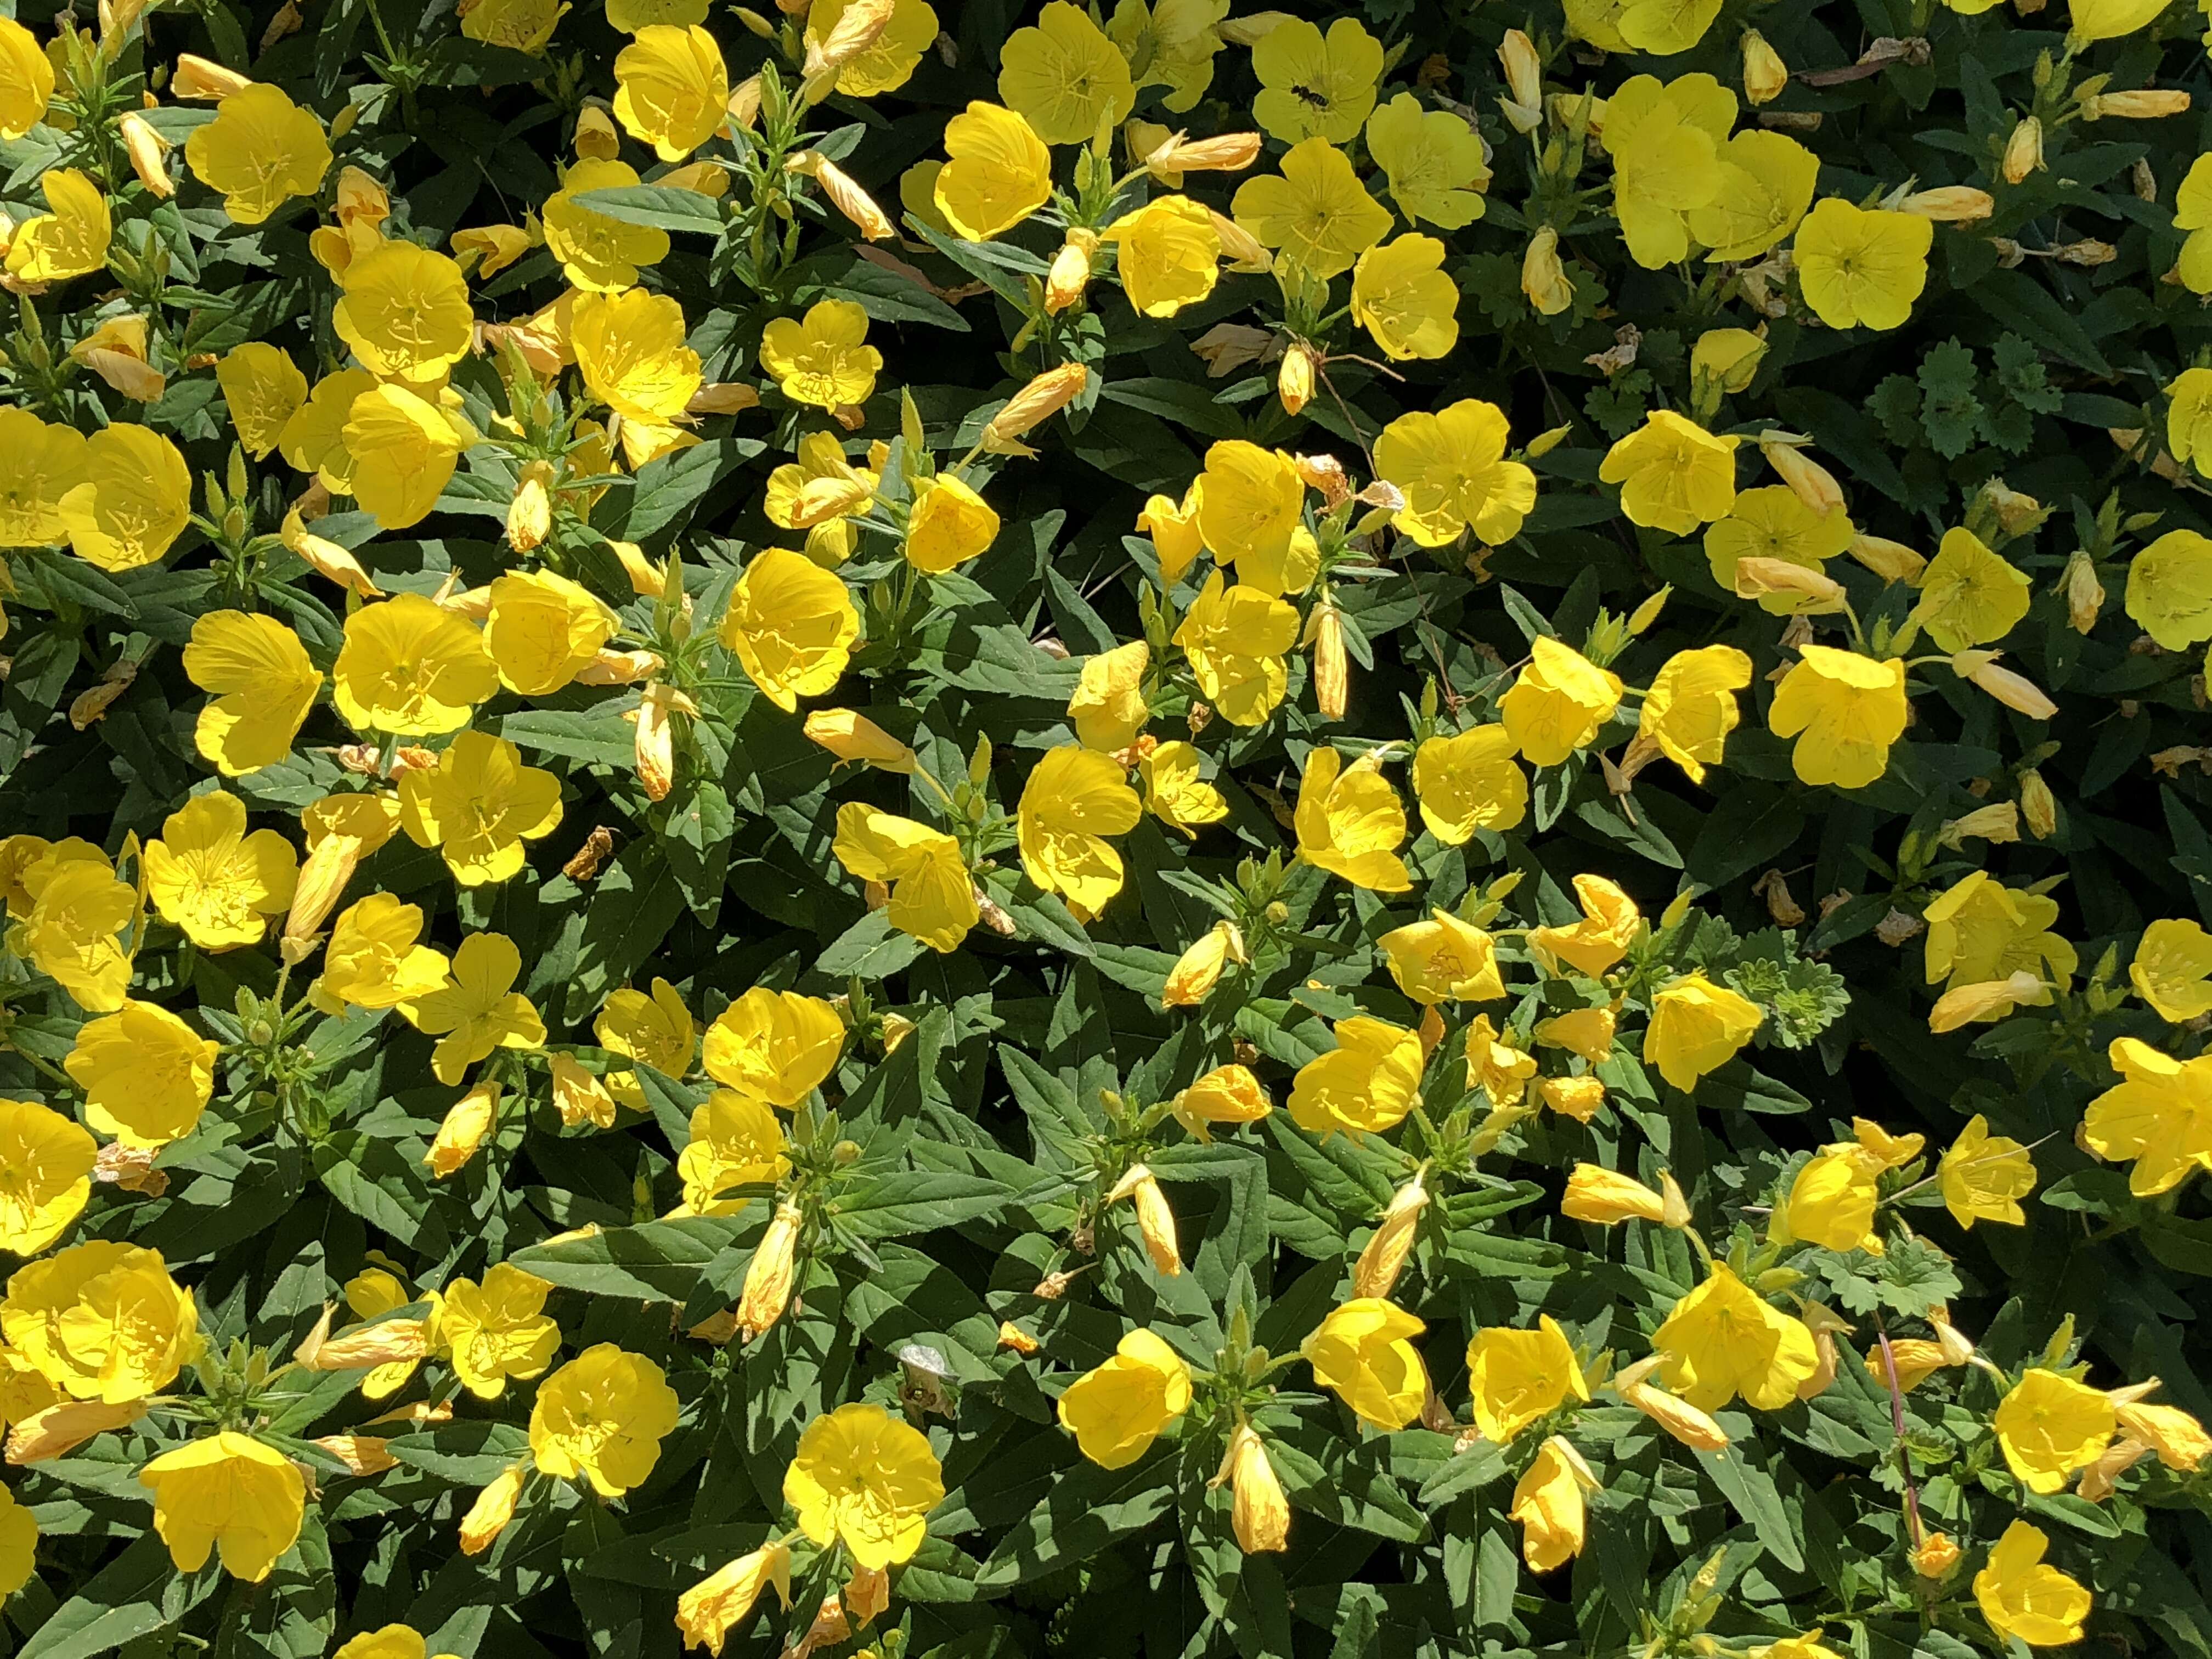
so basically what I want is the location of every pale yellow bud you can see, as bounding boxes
[1162,920,1244,1007]
[1741,29,1787,105]
[312,1434,398,1475]
[737,1201,804,1340]
[633,681,689,803]
[550,1052,618,1129]
[426,1082,500,1178]
[1206,208,1272,273]
[1278,341,1316,416]
[803,0,895,79]
[281,505,383,597]
[1732,556,1848,613]
[803,708,916,771]
[1952,650,2058,718]
[1928,970,2046,1032]
[172,53,253,99]
[2081,89,2191,119]
[2021,769,2057,839]
[1759,435,1847,515]
[309,1318,430,1371]
[460,1464,525,1555]
[1212,1425,1291,1553]
[1848,533,1926,584]
[2004,116,2045,183]
[983,362,1091,453]
[1498,30,1543,131]
[1627,585,1672,634]
[7,1399,146,1464]
[1621,1381,1730,1449]
[1311,599,1347,720]
[1939,802,2021,848]
[573,648,663,686]
[1690,328,1765,396]
[1105,1164,1182,1276]
[1898,186,1996,222]
[1142,130,1263,177]
[506,460,554,555]
[1522,227,1575,316]
[573,105,620,159]
[726,76,763,132]
[119,111,172,198]
[2063,548,2105,633]
[792,151,894,241]
[1351,1172,1427,1301]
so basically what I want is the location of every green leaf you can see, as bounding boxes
[508,1214,752,1301]
[572,184,725,234]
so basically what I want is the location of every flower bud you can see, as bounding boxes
[119,111,173,198]
[1213,1425,1291,1553]
[726,76,763,132]
[551,1053,618,1130]
[1732,556,1848,613]
[632,681,689,803]
[1162,920,1244,1007]
[172,53,253,99]
[312,1434,398,1475]
[1741,29,1787,105]
[1522,227,1574,316]
[1898,186,1995,222]
[1045,228,1097,313]
[674,1541,794,1651]
[1352,1172,1427,1301]
[803,708,916,772]
[737,1200,804,1340]
[425,1081,500,1178]
[1620,1381,1730,1450]
[803,0,895,80]
[1560,1164,1668,1224]
[1105,1164,1182,1277]
[460,1463,525,1555]
[2004,116,2045,184]
[1951,650,2058,718]
[1939,802,2021,848]
[1928,970,2046,1032]
[791,150,893,241]
[1912,1532,1963,1579]
[2063,548,2105,633]
[506,460,554,555]
[573,649,663,687]
[1759,435,1846,515]
[1498,30,1543,131]
[282,505,382,597]
[1311,599,1347,720]
[1278,341,1316,416]
[2080,89,2191,119]
[6,1398,146,1463]
[982,362,1091,454]
[1848,533,1925,584]
[1690,328,1765,396]
[573,104,620,159]
[309,1318,430,1371]
[1206,208,1272,272]
[1142,129,1263,177]
[2021,769,2057,839]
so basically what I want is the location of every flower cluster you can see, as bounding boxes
[0,0,2210,1655]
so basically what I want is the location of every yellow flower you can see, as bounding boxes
[484,570,617,697]
[1602,73,1733,269]
[216,344,308,460]
[544,159,670,291]
[138,1432,303,1581]
[1293,747,1410,892]
[1374,400,1537,549]
[905,474,1000,572]
[0,18,52,140]
[2176,157,2212,294]
[764,431,877,563]
[1231,138,1391,278]
[1289,1015,1423,1139]
[1057,1328,1192,1467]
[784,1401,944,1568]
[1101,195,1220,317]
[607,0,703,26]
[1510,1435,1595,1572]
[804,0,936,97]
[702,988,843,1107]
[1302,1297,1429,1430]
[141,789,296,951]
[675,1543,794,1655]
[1639,645,1751,784]
[342,1269,430,1399]
[1137,484,1204,584]
[1500,636,1623,768]
[1018,744,1143,919]
[1410,725,1527,842]
[1250,15,1380,145]
[718,548,860,711]
[1914,528,2031,652]
[1996,1368,2116,1493]
[1537,1007,1616,1066]
[2068,0,2170,41]
[440,1263,561,1398]
[400,932,547,1085]
[1939,1114,2035,1227]
[3,168,110,283]
[933,101,1052,241]
[1167,573,1299,727]
[58,423,190,574]
[398,729,564,887]
[1379,910,1502,1004]
[2125,528,2212,649]
[1194,441,1306,594]
[1703,487,1855,612]
[1108,0,1228,111]
[675,1089,790,1214]
[1922,871,2076,997]
[1795,198,1933,331]
[1599,410,1738,534]
[2132,918,2212,1020]
[332,240,473,386]
[1975,1520,2091,1648]
[1466,1013,1538,1107]
[1653,1262,1819,1410]
[15,855,135,1011]
[0,408,84,546]
[182,610,320,778]
[460,0,568,51]
[613,25,727,160]
[1644,973,1762,1091]
[278,367,378,493]
[345,384,471,531]
[319,893,451,1012]
[1069,640,1149,752]
[0,1099,94,1255]
[458,1462,524,1555]
[1164,926,1237,1013]
[1365,92,1488,229]
[183,84,330,224]
[1466,1316,1588,1443]
[1530,874,1641,978]
[998,0,1132,143]
[1779,1149,1882,1254]
[2118,1398,2212,1471]
[2085,1036,2212,1194]
[759,300,879,410]
[529,1343,680,1496]
[832,804,977,952]
[3,1241,199,1402]
[1767,645,1909,791]
[1350,234,1460,362]
[1170,1063,1271,1139]
[597,977,699,1108]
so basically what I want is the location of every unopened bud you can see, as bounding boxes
[2004,116,2045,184]
[1278,341,1316,416]
[1522,227,1574,316]
[2021,769,2057,838]
[1741,29,1787,105]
